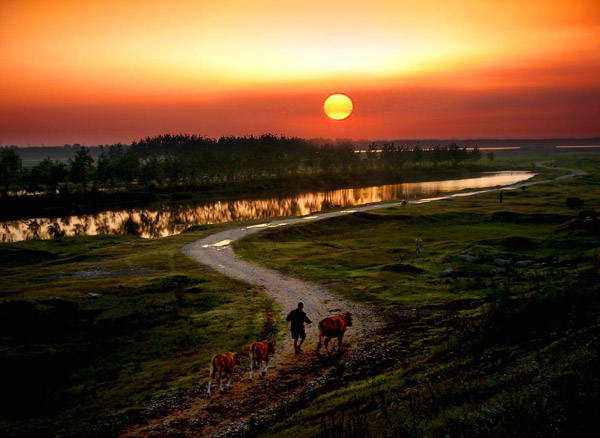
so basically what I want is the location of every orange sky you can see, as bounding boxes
[1,0,599,145]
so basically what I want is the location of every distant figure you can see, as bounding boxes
[521,186,527,191]
[248,340,276,381]
[415,238,423,253]
[499,191,503,203]
[316,312,353,354]
[207,352,241,397]
[286,302,312,354]
[401,199,408,206]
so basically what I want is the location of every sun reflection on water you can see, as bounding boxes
[0,172,533,242]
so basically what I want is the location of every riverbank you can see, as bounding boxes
[0,164,501,222]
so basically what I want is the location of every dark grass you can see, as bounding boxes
[232,151,600,437]
[0,230,284,438]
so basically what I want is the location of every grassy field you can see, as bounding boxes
[234,150,600,437]
[0,226,283,437]
[1,148,598,437]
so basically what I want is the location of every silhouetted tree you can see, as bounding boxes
[24,158,67,194]
[69,147,94,189]
[0,148,22,196]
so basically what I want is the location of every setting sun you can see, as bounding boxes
[323,93,353,120]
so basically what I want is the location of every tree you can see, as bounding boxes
[23,158,67,194]
[69,147,94,189]
[113,149,140,186]
[139,155,163,188]
[471,145,482,161]
[0,148,23,196]
[48,161,67,193]
[487,151,495,161]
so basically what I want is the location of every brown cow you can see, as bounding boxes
[207,352,241,397]
[316,312,353,354]
[248,340,276,381]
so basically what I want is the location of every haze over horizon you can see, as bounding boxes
[1,0,599,146]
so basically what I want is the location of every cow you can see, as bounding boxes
[316,312,353,354]
[248,340,276,381]
[415,238,423,253]
[207,352,241,397]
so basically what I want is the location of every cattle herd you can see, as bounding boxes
[207,312,353,396]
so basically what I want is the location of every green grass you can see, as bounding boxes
[0,227,284,437]
[232,150,600,437]
[1,148,599,437]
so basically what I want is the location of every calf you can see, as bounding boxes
[248,340,276,381]
[207,352,241,397]
[316,312,353,354]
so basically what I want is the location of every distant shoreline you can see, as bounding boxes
[0,166,497,222]
[3,137,600,165]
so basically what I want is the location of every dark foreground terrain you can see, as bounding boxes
[0,150,599,437]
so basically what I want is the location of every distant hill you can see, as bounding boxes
[354,137,600,150]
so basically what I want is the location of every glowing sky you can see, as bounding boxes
[1,0,599,145]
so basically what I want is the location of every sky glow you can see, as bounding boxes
[0,0,599,145]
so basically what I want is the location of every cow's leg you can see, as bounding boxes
[324,335,331,354]
[261,358,269,377]
[218,368,224,393]
[338,331,345,348]
[249,354,254,381]
[207,370,214,396]
[226,370,233,389]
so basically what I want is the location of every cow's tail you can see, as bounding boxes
[209,355,216,378]
[316,319,324,351]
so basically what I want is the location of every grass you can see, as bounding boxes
[1,148,598,437]
[232,150,600,437]
[0,227,284,438]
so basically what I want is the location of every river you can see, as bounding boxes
[0,171,533,242]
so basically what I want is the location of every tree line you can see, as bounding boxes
[0,134,487,196]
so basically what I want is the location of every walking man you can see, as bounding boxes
[286,302,312,354]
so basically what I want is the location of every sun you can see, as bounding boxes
[323,93,353,120]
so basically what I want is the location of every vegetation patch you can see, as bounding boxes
[0,231,284,438]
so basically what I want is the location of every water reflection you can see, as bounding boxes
[0,171,533,242]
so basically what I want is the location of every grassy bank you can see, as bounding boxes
[0,228,284,437]
[233,150,600,437]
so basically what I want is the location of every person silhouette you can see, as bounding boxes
[286,302,312,354]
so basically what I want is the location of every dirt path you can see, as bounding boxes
[121,211,383,437]
[120,163,584,437]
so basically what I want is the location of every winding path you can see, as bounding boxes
[123,162,584,437]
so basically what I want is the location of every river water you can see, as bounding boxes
[1,171,533,242]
